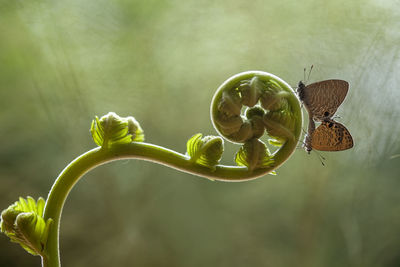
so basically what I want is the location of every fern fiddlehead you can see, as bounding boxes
[1,71,302,267]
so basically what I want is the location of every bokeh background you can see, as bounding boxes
[1,0,400,266]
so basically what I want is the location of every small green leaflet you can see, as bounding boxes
[90,112,144,148]
[0,197,53,256]
[235,139,275,173]
[186,133,224,171]
[268,138,284,147]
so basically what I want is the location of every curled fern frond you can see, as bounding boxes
[235,138,274,172]
[263,108,296,145]
[186,133,224,171]
[91,112,144,148]
[260,80,289,111]
[218,89,242,116]
[210,71,301,174]
[238,76,263,107]
[0,197,53,256]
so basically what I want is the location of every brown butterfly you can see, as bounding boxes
[297,79,354,153]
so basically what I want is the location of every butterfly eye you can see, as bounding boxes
[324,111,329,117]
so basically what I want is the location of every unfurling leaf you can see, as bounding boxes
[235,139,274,172]
[259,80,289,111]
[186,134,224,171]
[238,76,263,107]
[218,89,242,116]
[1,197,53,256]
[91,112,144,148]
[263,109,296,143]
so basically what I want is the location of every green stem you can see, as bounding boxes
[43,139,300,265]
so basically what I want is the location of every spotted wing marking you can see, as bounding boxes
[311,120,354,151]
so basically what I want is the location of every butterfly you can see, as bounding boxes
[297,79,354,153]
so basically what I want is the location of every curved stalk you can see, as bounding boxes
[1,71,302,267]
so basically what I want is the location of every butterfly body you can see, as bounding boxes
[297,79,353,153]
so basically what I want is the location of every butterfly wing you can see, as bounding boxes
[303,80,349,121]
[311,120,353,151]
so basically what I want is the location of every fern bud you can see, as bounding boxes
[218,89,242,116]
[186,133,224,171]
[91,112,144,148]
[263,109,296,146]
[0,197,53,256]
[235,138,274,172]
[238,76,263,107]
[260,80,289,111]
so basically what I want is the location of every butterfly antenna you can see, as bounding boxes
[306,65,314,83]
[313,150,326,166]
[303,67,306,82]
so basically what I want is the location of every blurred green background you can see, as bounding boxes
[1,0,400,266]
